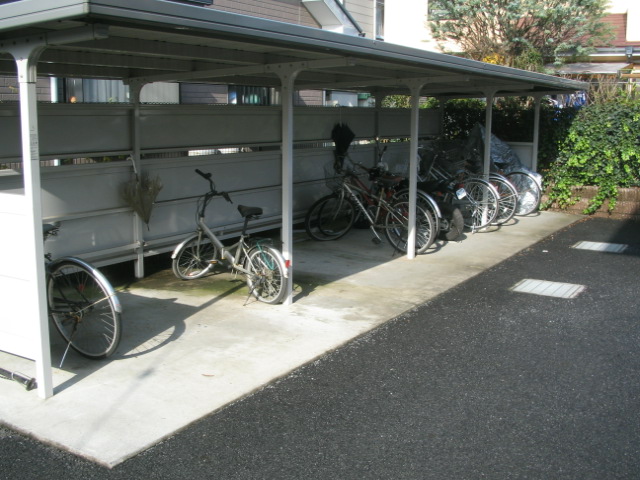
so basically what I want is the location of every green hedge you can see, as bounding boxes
[543,94,640,213]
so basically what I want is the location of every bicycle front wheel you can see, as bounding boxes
[393,188,441,234]
[48,258,121,359]
[245,246,287,304]
[460,178,499,230]
[304,193,355,241]
[384,201,435,254]
[172,233,218,280]
[489,174,518,225]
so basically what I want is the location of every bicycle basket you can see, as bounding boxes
[435,142,466,174]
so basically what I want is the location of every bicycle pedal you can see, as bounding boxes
[371,237,382,245]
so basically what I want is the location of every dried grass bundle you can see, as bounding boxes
[121,173,163,227]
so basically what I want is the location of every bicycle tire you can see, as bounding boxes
[506,171,542,216]
[304,193,355,241]
[489,174,518,225]
[460,178,499,229]
[245,246,287,304]
[384,201,436,254]
[172,233,218,280]
[393,188,441,234]
[438,202,464,241]
[47,258,122,360]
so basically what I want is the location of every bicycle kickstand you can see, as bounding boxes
[368,225,383,245]
[0,367,37,391]
[244,282,259,306]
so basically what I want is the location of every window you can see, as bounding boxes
[58,78,129,103]
[228,86,273,106]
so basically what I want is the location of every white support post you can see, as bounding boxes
[276,66,301,305]
[405,82,424,259]
[483,90,496,177]
[0,26,109,398]
[476,90,498,231]
[129,82,146,278]
[13,46,53,399]
[531,94,543,172]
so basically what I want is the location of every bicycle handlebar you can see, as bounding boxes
[195,169,232,203]
[352,162,395,182]
[195,168,211,180]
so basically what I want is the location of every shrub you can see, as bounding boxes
[543,92,640,213]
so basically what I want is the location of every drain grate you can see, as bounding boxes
[510,279,586,299]
[572,241,628,253]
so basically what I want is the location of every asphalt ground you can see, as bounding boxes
[1,216,639,479]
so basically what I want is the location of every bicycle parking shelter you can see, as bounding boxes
[0,0,585,398]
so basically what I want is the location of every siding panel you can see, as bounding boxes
[210,0,319,27]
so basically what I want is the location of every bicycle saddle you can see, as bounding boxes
[238,205,262,218]
[377,176,403,189]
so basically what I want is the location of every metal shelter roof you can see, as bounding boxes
[0,0,586,97]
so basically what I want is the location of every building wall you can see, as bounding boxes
[180,83,228,104]
[209,0,319,27]
[384,0,431,50]
[605,0,640,44]
[344,0,375,38]
[0,76,50,102]
[296,90,323,106]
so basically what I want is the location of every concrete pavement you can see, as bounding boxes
[0,211,580,467]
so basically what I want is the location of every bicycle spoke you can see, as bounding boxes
[48,260,121,361]
[245,247,285,304]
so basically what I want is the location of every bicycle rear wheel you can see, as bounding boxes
[245,246,287,304]
[48,258,121,360]
[506,171,542,216]
[172,233,218,280]
[384,201,435,254]
[304,193,355,241]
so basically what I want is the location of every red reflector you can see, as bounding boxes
[285,260,292,269]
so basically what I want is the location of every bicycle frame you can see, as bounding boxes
[174,195,286,280]
[340,171,402,242]
[189,219,255,277]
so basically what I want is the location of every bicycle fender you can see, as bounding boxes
[270,247,289,279]
[421,192,442,220]
[251,246,289,278]
[48,256,123,314]
[171,234,199,259]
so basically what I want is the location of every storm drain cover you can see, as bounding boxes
[510,279,586,299]
[572,241,628,253]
